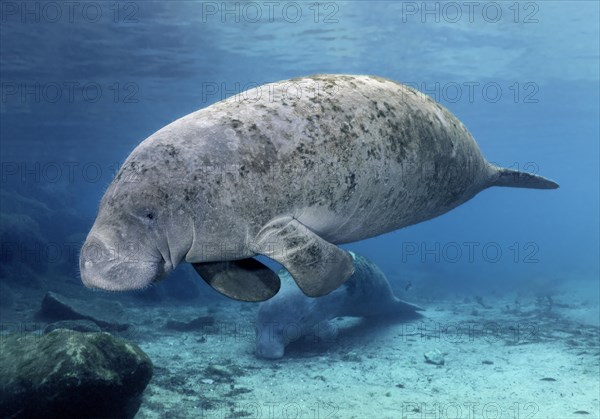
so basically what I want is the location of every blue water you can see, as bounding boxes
[2,1,598,290]
[1,1,599,416]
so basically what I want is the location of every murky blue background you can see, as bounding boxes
[1,1,598,298]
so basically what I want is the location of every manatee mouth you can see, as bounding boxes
[255,328,285,359]
[255,341,285,360]
[80,235,171,292]
[81,261,166,292]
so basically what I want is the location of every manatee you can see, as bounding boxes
[255,251,423,359]
[80,74,558,300]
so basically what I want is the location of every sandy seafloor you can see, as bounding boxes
[2,280,598,419]
[126,286,599,419]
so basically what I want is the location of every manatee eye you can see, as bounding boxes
[146,212,155,220]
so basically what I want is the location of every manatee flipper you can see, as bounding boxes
[315,320,338,343]
[192,259,281,302]
[253,217,355,297]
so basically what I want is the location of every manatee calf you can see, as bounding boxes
[80,75,558,300]
[255,251,423,359]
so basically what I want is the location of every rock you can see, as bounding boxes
[205,364,234,380]
[340,351,362,362]
[43,320,102,334]
[0,330,153,418]
[223,387,252,397]
[37,291,129,332]
[475,296,492,309]
[165,315,215,332]
[424,349,445,366]
[203,364,244,383]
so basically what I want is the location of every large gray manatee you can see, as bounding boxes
[256,251,423,359]
[80,75,558,301]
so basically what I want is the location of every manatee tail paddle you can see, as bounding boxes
[490,167,559,190]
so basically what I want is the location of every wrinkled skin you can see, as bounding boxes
[80,74,557,293]
[80,180,193,291]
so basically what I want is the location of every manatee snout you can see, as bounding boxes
[255,322,286,359]
[79,233,171,291]
[255,338,285,359]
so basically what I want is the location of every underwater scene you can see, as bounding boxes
[1,1,599,418]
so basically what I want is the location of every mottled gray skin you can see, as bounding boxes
[80,74,558,293]
[255,251,422,359]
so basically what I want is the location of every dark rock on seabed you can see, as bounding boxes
[0,330,153,418]
[36,291,129,332]
[165,315,215,332]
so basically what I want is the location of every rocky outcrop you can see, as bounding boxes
[36,291,129,332]
[0,330,153,418]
